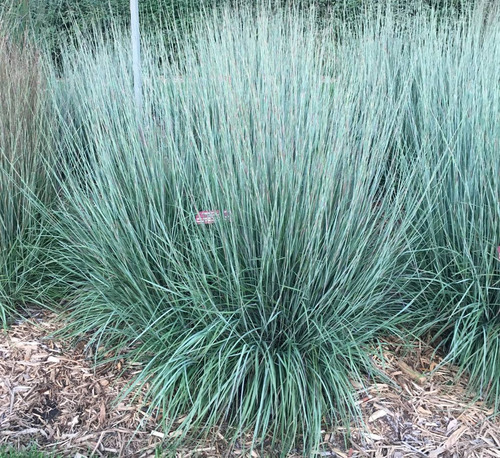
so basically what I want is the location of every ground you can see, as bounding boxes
[1,310,499,457]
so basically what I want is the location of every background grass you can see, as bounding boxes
[0,445,57,458]
[0,14,56,327]
[0,0,481,64]
[399,2,500,409]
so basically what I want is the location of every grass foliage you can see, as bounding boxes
[0,0,499,454]
[49,6,424,454]
[400,4,500,409]
[0,17,55,327]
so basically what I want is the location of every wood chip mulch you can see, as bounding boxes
[1,312,499,457]
[347,340,500,458]
[0,311,165,457]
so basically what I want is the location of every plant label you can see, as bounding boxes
[195,210,230,225]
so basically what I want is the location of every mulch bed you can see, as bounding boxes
[1,311,499,457]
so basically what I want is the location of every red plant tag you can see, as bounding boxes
[497,246,500,261]
[195,210,230,225]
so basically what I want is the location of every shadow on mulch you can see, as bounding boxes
[1,310,499,457]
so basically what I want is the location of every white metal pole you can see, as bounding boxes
[130,0,143,119]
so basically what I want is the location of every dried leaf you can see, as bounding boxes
[446,418,459,434]
[444,425,468,448]
[368,409,388,422]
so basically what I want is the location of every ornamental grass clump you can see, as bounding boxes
[0,18,55,327]
[399,4,500,409]
[49,6,421,454]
